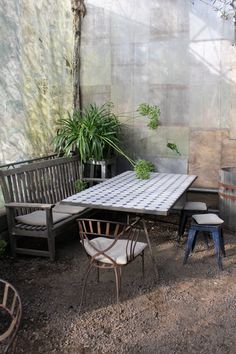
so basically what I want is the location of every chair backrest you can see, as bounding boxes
[0,279,22,354]
[77,218,142,263]
[78,218,127,239]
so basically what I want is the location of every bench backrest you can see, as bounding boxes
[0,156,81,204]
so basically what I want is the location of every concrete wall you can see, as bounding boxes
[0,0,73,164]
[80,0,236,188]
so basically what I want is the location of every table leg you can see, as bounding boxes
[141,219,159,279]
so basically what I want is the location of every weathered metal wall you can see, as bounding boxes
[0,0,73,164]
[80,0,236,188]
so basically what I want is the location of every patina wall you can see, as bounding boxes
[80,0,236,188]
[0,0,73,165]
[1,0,236,191]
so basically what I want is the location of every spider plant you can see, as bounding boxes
[53,102,134,165]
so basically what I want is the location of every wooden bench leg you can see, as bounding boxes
[9,233,17,257]
[47,236,55,261]
[6,209,17,257]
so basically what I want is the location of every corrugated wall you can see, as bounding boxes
[80,0,236,188]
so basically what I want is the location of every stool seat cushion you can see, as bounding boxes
[192,213,224,225]
[184,202,207,211]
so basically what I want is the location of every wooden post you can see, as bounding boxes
[70,0,86,110]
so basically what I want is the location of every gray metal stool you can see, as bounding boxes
[183,213,225,270]
[178,201,208,242]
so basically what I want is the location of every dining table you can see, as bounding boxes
[62,171,197,277]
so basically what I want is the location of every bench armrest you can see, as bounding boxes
[5,202,55,210]
[5,203,55,230]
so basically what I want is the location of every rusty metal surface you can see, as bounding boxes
[219,182,236,190]
[189,130,227,188]
[219,168,236,230]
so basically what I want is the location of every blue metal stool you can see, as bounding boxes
[178,201,208,242]
[183,213,226,270]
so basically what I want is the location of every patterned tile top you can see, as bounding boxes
[62,171,197,215]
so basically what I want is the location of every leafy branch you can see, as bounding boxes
[137,103,161,130]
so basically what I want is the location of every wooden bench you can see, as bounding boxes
[0,155,90,261]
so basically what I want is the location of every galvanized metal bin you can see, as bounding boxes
[219,167,236,230]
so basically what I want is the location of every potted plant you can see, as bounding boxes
[54,102,181,182]
[53,102,134,185]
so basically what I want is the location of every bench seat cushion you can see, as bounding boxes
[82,237,147,265]
[53,203,86,215]
[184,202,207,211]
[15,211,71,226]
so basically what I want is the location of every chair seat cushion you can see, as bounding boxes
[184,202,207,211]
[192,213,224,225]
[15,210,71,226]
[53,203,86,215]
[82,237,147,265]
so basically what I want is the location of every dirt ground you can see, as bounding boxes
[0,213,236,354]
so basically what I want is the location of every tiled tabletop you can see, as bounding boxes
[63,171,197,216]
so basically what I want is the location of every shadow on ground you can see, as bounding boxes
[0,213,235,354]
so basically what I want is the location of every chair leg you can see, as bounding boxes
[114,266,121,304]
[79,262,93,312]
[119,267,122,294]
[141,251,145,278]
[220,229,226,257]
[97,266,100,283]
[212,230,223,271]
[183,228,197,264]
[178,212,188,242]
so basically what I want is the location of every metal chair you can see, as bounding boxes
[0,279,22,354]
[77,218,147,310]
[183,213,226,270]
[178,201,208,242]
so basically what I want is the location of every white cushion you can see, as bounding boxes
[82,237,147,265]
[15,210,71,226]
[53,203,86,215]
[192,213,224,225]
[184,202,207,211]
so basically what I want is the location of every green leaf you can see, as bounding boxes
[167,143,181,155]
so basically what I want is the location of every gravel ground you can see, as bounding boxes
[0,214,236,354]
